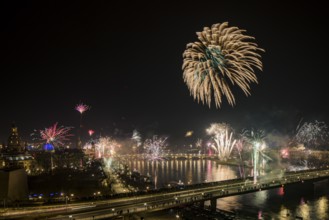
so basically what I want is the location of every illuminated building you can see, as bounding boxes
[7,123,23,153]
[0,124,36,174]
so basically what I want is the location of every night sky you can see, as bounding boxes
[1,1,328,144]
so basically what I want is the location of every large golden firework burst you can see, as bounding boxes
[182,22,264,108]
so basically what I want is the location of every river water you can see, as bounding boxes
[123,158,329,220]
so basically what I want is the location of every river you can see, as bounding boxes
[122,158,329,220]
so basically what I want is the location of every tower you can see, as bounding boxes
[7,123,22,153]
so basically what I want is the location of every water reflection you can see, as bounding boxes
[221,186,329,219]
[278,205,290,220]
[125,159,241,188]
[124,158,329,219]
[315,196,328,219]
[297,197,311,219]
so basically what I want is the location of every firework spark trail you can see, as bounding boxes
[183,22,264,108]
[235,139,246,178]
[235,139,244,160]
[144,136,167,161]
[132,129,142,147]
[94,137,120,159]
[75,102,90,129]
[83,142,94,150]
[39,122,73,146]
[75,103,90,148]
[195,138,202,148]
[243,129,266,144]
[206,123,236,160]
[83,137,119,168]
[242,129,271,183]
[295,120,328,148]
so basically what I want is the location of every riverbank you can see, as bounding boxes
[213,159,252,168]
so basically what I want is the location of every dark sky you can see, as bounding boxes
[1,1,328,144]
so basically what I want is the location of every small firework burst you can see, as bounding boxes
[75,103,90,114]
[39,122,73,147]
[295,120,328,148]
[206,123,236,160]
[131,129,142,147]
[195,138,202,148]
[144,135,168,161]
[95,137,120,159]
[88,129,95,136]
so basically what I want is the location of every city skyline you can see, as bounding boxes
[1,1,328,143]
[1,3,329,219]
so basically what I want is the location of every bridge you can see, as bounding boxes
[114,153,219,160]
[1,168,329,220]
